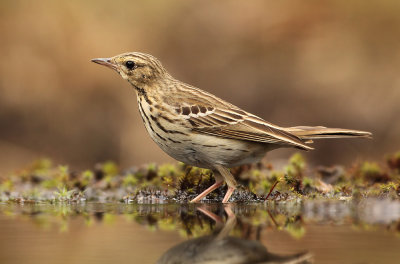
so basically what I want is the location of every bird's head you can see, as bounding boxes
[91,52,168,89]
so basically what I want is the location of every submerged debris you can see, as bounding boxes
[0,151,400,203]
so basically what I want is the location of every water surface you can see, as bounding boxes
[0,200,399,264]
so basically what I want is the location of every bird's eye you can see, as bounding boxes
[125,61,135,69]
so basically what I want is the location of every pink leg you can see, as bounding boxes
[222,187,235,203]
[214,165,237,204]
[190,180,223,203]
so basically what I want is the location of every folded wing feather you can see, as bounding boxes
[179,104,312,150]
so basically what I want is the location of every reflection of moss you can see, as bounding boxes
[0,201,399,239]
[285,216,306,239]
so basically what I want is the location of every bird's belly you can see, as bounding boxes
[156,134,270,169]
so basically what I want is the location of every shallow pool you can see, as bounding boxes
[0,200,399,264]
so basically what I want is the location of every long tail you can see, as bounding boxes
[286,126,372,141]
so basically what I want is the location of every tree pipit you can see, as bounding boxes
[92,52,372,203]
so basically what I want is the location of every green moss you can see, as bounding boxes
[361,162,382,176]
[359,162,389,183]
[380,182,397,193]
[2,150,400,203]
[122,173,138,187]
[0,179,13,192]
[158,164,179,187]
[147,163,157,172]
[41,178,60,189]
[57,165,69,181]
[82,170,94,181]
[269,171,283,182]
[289,153,306,170]
[251,169,261,178]
[283,153,307,192]
[54,185,75,201]
[302,177,314,188]
[333,183,351,195]
[31,158,52,175]
[387,151,400,172]
[102,161,119,177]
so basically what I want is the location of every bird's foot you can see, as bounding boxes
[190,180,223,203]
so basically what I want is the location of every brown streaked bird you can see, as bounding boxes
[91,52,372,203]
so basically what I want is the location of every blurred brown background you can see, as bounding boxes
[0,0,399,174]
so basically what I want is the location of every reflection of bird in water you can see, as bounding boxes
[157,205,313,264]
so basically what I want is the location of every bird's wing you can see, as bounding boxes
[175,103,312,150]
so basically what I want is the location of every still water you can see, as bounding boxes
[0,200,399,264]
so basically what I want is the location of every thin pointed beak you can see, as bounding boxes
[91,58,118,71]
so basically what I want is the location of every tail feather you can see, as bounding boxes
[286,126,372,140]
